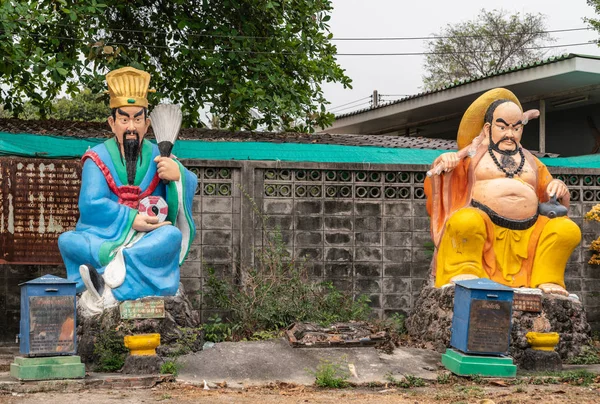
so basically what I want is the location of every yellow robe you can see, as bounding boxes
[424,147,581,289]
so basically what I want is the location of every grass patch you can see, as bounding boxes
[160,360,182,376]
[385,372,427,388]
[566,345,600,365]
[308,358,350,388]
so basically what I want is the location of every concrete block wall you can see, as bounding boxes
[180,161,600,329]
[2,160,600,342]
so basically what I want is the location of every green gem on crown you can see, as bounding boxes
[127,98,136,104]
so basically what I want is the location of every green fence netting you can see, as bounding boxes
[0,132,599,168]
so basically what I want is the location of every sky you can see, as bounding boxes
[322,0,600,115]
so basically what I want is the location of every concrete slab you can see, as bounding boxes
[176,338,441,387]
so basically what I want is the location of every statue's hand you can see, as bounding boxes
[538,282,569,296]
[132,214,172,232]
[436,152,460,173]
[546,179,569,201]
[154,156,181,182]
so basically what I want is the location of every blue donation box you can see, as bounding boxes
[19,275,77,356]
[451,279,514,356]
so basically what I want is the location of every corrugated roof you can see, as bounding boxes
[0,118,558,157]
[0,118,458,151]
[335,53,600,120]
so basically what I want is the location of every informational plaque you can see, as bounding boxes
[467,299,512,353]
[513,292,542,312]
[28,296,76,355]
[120,299,165,319]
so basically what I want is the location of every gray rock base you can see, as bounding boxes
[520,349,562,372]
[406,285,592,367]
[122,355,163,374]
[77,283,202,368]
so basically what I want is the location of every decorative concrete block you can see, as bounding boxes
[383,217,412,232]
[355,217,381,231]
[295,201,322,215]
[383,202,411,217]
[324,217,353,231]
[324,263,353,277]
[325,248,353,262]
[383,263,411,277]
[354,263,382,277]
[383,248,411,263]
[384,232,411,247]
[325,232,353,245]
[354,247,382,262]
[296,216,322,231]
[355,202,381,216]
[383,278,411,294]
[355,232,381,245]
[324,200,353,215]
[296,232,323,246]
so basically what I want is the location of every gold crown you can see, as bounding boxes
[457,88,522,150]
[106,67,155,109]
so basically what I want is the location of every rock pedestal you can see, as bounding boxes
[520,349,562,372]
[77,284,202,368]
[406,285,592,367]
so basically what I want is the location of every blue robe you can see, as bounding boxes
[58,138,197,301]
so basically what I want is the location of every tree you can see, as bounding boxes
[0,1,351,132]
[422,9,554,91]
[585,1,600,43]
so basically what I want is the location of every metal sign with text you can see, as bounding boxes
[119,299,165,319]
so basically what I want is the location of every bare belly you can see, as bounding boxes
[472,179,539,219]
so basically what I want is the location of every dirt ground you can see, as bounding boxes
[1,381,600,404]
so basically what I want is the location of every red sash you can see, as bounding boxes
[82,151,161,209]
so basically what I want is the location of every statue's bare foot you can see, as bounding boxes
[450,274,479,283]
[538,283,569,296]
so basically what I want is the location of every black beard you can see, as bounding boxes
[122,131,141,185]
[489,133,520,156]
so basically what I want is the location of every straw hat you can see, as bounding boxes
[457,88,522,149]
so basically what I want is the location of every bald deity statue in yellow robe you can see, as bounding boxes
[424,88,581,296]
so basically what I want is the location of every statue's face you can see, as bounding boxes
[107,106,150,151]
[487,102,523,152]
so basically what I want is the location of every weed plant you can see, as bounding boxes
[205,217,371,339]
[566,345,600,365]
[160,360,182,376]
[93,329,129,372]
[308,358,350,388]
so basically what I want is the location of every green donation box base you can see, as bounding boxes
[10,356,85,381]
[442,348,517,378]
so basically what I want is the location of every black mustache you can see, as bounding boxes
[124,130,139,136]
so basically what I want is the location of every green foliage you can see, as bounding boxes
[1,89,110,121]
[383,312,407,335]
[308,358,350,388]
[205,227,371,339]
[0,1,351,131]
[172,327,203,356]
[385,373,427,388]
[422,9,553,91]
[566,345,600,365]
[248,329,281,341]
[557,370,596,386]
[93,329,128,372]
[202,315,232,343]
[160,360,182,376]
[436,372,452,384]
